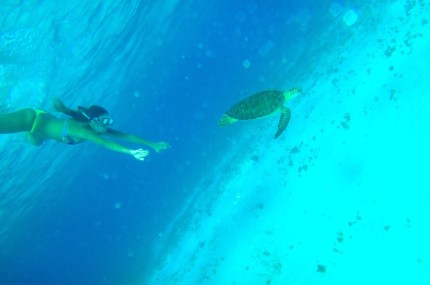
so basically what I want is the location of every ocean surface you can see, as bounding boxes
[1,1,429,284]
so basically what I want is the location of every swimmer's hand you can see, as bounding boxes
[130,148,149,161]
[151,141,171,153]
[52,98,69,113]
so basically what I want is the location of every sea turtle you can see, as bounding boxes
[218,88,301,139]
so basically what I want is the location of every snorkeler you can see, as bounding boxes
[0,98,170,161]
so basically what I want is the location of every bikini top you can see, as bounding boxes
[61,120,79,145]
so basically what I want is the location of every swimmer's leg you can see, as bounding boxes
[0,108,36,134]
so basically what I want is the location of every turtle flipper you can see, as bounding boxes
[274,108,291,139]
[218,114,238,127]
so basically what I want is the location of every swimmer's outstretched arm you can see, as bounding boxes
[106,129,170,153]
[76,128,149,161]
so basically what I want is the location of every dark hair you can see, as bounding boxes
[85,105,108,118]
[77,105,109,121]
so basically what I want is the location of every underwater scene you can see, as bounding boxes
[1,0,429,284]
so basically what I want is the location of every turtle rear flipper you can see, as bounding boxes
[218,114,238,127]
[274,108,291,139]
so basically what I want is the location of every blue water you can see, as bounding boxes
[1,1,430,285]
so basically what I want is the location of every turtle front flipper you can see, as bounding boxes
[274,108,291,139]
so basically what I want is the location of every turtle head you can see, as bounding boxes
[284,87,301,100]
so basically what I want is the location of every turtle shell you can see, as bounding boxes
[225,90,285,120]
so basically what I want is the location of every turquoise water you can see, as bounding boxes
[1,1,430,284]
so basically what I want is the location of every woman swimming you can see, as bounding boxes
[0,98,170,161]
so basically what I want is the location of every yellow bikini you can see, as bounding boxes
[30,109,47,133]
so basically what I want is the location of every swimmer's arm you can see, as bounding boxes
[51,98,81,117]
[76,129,149,161]
[105,129,170,153]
